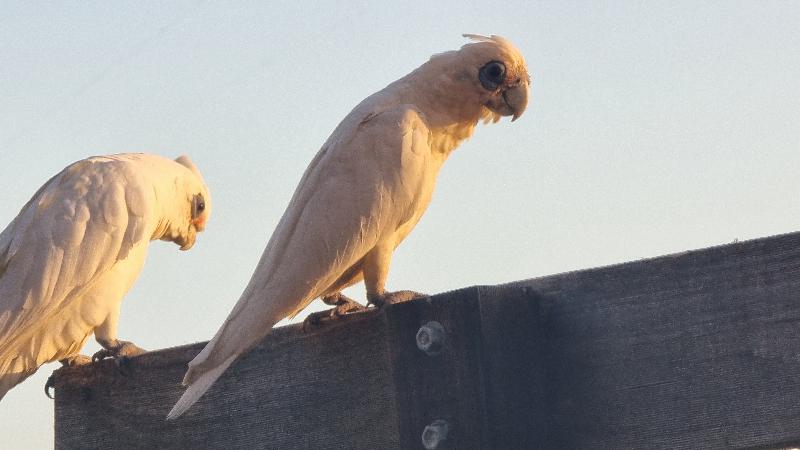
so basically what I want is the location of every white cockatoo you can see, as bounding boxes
[0,153,211,401]
[167,34,529,419]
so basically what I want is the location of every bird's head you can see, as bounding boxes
[459,34,530,123]
[169,155,211,251]
[416,35,530,126]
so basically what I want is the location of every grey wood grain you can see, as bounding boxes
[54,312,401,449]
[508,231,800,449]
[54,231,800,449]
[384,290,489,449]
[475,285,545,449]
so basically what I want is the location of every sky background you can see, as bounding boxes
[1,1,799,447]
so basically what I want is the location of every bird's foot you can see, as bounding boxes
[92,340,145,376]
[92,340,145,362]
[368,290,428,308]
[302,293,368,331]
[45,355,93,399]
[59,354,92,367]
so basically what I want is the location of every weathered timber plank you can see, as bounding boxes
[53,286,545,450]
[475,285,546,449]
[380,286,545,449]
[54,230,800,449]
[384,290,487,449]
[56,287,543,449]
[507,231,800,449]
[54,312,402,449]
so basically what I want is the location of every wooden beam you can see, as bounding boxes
[53,231,800,449]
[53,287,544,449]
[507,231,800,449]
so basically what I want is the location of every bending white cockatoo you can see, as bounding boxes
[0,153,210,401]
[167,34,529,419]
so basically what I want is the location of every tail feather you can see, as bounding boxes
[0,373,25,401]
[166,354,237,420]
[0,366,36,402]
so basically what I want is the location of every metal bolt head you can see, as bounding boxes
[416,321,445,356]
[422,419,450,450]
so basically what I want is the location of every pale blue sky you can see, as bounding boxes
[2,2,799,448]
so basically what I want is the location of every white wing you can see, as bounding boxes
[0,156,152,383]
[168,105,433,418]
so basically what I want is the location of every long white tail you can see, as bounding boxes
[0,353,38,402]
[0,370,32,402]
[166,354,237,420]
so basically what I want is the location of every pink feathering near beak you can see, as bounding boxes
[192,216,207,231]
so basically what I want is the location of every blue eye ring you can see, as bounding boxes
[479,61,506,90]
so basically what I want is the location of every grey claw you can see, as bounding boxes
[44,374,55,400]
[91,349,109,363]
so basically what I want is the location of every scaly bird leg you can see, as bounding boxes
[362,245,428,308]
[92,304,145,374]
[44,355,93,399]
[302,292,368,330]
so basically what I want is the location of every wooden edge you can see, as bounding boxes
[51,306,383,391]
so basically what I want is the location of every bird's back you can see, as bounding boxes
[0,153,185,399]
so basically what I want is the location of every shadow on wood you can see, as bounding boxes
[54,231,800,449]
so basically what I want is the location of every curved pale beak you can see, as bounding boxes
[503,81,530,122]
[178,226,197,251]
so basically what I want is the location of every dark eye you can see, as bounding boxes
[192,193,205,218]
[479,61,506,90]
